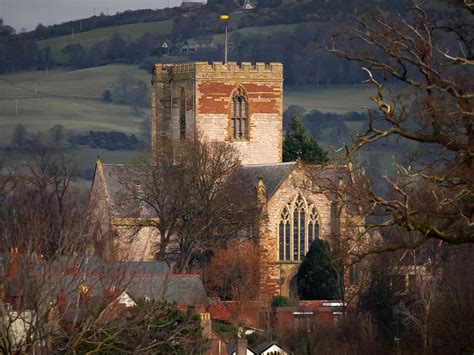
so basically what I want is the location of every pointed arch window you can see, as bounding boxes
[179,87,186,140]
[231,88,248,140]
[278,194,320,262]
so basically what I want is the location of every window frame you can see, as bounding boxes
[278,194,320,262]
[179,86,186,140]
[230,87,249,140]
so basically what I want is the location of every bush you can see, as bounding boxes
[102,89,112,102]
[271,295,291,309]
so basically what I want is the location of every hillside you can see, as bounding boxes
[38,20,172,63]
[3,0,459,85]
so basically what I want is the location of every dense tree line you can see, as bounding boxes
[0,0,425,83]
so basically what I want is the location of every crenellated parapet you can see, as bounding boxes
[152,63,196,83]
[194,61,283,81]
[152,61,283,84]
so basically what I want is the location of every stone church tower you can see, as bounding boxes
[90,61,357,300]
[151,62,283,164]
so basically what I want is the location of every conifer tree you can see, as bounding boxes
[282,116,328,163]
[297,239,341,300]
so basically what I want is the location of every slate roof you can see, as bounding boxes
[3,253,206,307]
[97,161,348,216]
[254,341,288,354]
[127,274,209,307]
[227,342,256,355]
[98,164,155,218]
[55,259,196,304]
[235,162,296,199]
[96,162,298,217]
[61,272,208,307]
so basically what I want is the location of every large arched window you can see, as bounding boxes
[278,194,320,262]
[179,87,186,140]
[231,88,248,139]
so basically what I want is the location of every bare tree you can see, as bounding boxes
[324,2,473,253]
[120,139,258,272]
[0,147,207,353]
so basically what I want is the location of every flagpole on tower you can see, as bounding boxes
[219,14,229,63]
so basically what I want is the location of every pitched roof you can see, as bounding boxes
[95,161,348,217]
[254,340,288,354]
[96,162,297,217]
[227,342,256,355]
[2,253,205,307]
[97,163,157,218]
[236,162,296,199]
[127,274,209,307]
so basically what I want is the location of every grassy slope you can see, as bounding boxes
[284,84,375,114]
[0,64,150,169]
[38,20,173,63]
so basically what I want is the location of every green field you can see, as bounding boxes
[38,20,173,63]
[0,65,149,143]
[284,84,375,114]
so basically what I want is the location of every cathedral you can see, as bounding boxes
[90,62,354,299]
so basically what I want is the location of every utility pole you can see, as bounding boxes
[15,99,18,116]
[219,15,229,63]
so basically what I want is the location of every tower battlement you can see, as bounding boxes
[151,60,283,165]
[153,62,283,83]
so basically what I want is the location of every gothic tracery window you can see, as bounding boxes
[231,88,248,139]
[179,87,186,140]
[278,194,320,262]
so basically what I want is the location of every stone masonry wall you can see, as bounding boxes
[195,62,283,165]
[151,62,283,165]
[258,164,333,298]
[151,63,197,162]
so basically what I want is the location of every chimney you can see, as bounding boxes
[8,247,20,277]
[79,284,89,304]
[199,312,212,339]
[237,336,248,355]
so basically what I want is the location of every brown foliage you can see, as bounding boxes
[206,241,260,304]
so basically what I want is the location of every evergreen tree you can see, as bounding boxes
[102,89,112,102]
[297,239,341,300]
[11,123,27,148]
[48,124,64,145]
[282,116,328,163]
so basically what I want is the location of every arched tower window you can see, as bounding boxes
[179,87,186,140]
[231,88,248,139]
[278,194,320,262]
